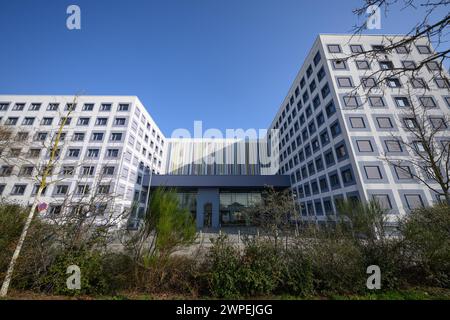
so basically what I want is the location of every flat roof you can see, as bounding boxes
[149,175,291,188]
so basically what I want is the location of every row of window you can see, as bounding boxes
[326,43,433,56]
[337,75,449,90]
[2,115,127,126]
[0,182,112,196]
[0,102,130,112]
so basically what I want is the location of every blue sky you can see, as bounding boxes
[0,0,444,135]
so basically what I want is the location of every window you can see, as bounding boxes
[379,61,394,70]
[356,140,373,152]
[349,117,366,128]
[327,44,342,53]
[67,148,80,157]
[385,140,402,152]
[82,103,94,111]
[0,165,13,176]
[29,148,41,158]
[118,103,129,111]
[111,132,123,141]
[47,103,59,111]
[372,45,386,52]
[306,65,313,78]
[325,101,336,117]
[414,141,426,152]
[372,195,392,210]
[22,117,35,125]
[317,67,326,82]
[77,117,90,126]
[402,61,416,69]
[369,96,385,107]
[64,103,76,111]
[335,144,347,160]
[435,78,450,89]
[103,166,115,175]
[329,173,340,188]
[106,148,119,157]
[395,45,409,54]
[426,61,440,71]
[12,103,24,111]
[404,118,419,129]
[29,103,41,111]
[332,60,347,70]
[11,184,27,195]
[416,45,431,54]
[81,166,95,176]
[313,52,321,65]
[445,97,450,108]
[411,78,427,89]
[35,132,48,141]
[76,184,90,195]
[59,117,72,125]
[395,166,413,179]
[364,166,382,179]
[5,117,18,125]
[320,131,330,145]
[87,149,99,158]
[100,103,112,111]
[362,77,377,88]
[419,97,436,108]
[319,177,328,192]
[95,117,108,125]
[387,78,401,88]
[377,117,393,128]
[341,168,353,184]
[325,150,335,166]
[310,80,317,93]
[61,166,75,176]
[73,132,85,141]
[114,117,126,125]
[355,60,370,70]
[92,132,104,141]
[321,84,330,98]
[430,117,447,129]
[330,121,341,137]
[55,185,69,195]
[394,97,410,107]
[98,185,111,194]
[19,166,33,176]
[350,44,363,53]
[0,103,9,111]
[343,96,359,107]
[404,194,424,209]
[337,77,353,87]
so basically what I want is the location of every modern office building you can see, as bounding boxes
[1,34,449,230]
[0,95,166,228]
[269,34,450,221]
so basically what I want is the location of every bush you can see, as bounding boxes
[400,204,450,288]
[278,247,314,296]
[38,249,109,296]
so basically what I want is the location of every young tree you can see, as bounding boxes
[0,96,78,297]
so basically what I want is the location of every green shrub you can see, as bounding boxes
[38,249,108,296]
[400,204,450,288]
[279,247,314,296]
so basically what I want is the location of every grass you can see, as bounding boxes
[3,287,450,300]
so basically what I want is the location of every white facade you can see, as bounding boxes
[269,34,450,219]
[0,95,166,225]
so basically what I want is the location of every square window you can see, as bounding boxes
[419,97,436,108]
[364,166,382,179]
[356,60,370,70]
[435,78,450,89]
[337,77,353,87]
[349,117,366,128]
[387,78,402,88]
[385,140,402,152]
[327,44,342,53]
[379,61,394,70]
[356,140,373,152]
[426,61,440,71]
[402,61,416,69]
[343,96,359,107]
[430,117,447,129]
[416,45,431,54]
[350,44,363,53]
[395,45,409,54]
[376,117,394,129]
[362,77,377,88]
[395,166,413,179]
[394,97,410,107]
[369,96,385,107]
[332,60,347,70]
[411,78,427,89]
[372,194,392,210]
[404,194,424,209]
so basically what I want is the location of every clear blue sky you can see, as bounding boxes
[0,0,444,135]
